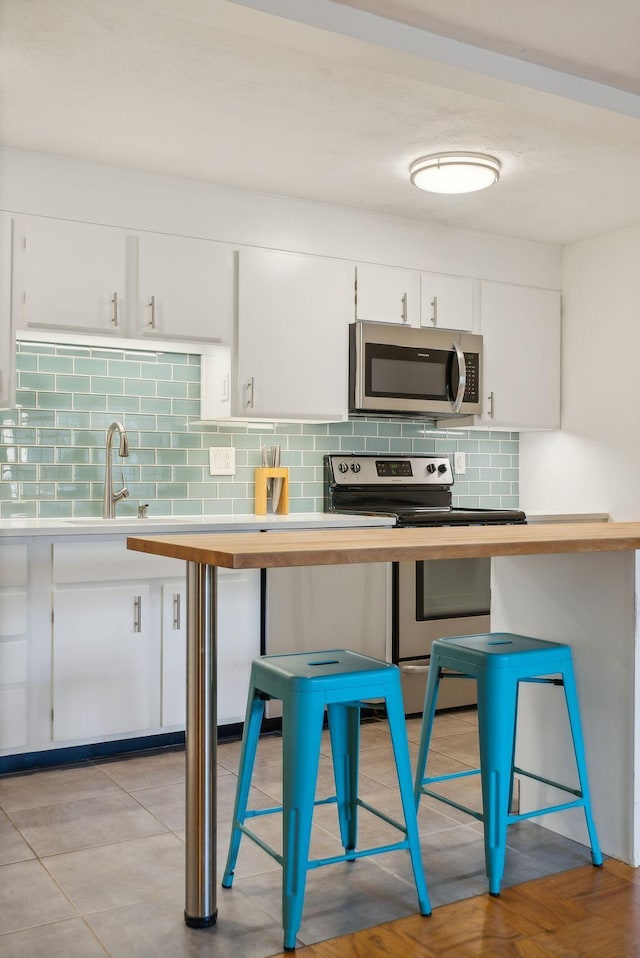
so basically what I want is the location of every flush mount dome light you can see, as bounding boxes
[409,152,500,194]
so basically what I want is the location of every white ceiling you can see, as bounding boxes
[1,0,639,246]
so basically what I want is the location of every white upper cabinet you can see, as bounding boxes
[235,248,352,421]
[136,232,232,343]
[0,214,16,409]
[354,263,420,326]
[20,217,127,335]
[420,272,474,331]
[17,216,232,344]
[478,281,561,430]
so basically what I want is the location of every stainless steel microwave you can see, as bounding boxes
[349,321,483,418]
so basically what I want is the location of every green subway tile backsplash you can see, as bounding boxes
[2,342,520,518]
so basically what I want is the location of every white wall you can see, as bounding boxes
[0,147,560,290]
[520,224,640,519]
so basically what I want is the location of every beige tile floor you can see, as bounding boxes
[0,709,596,956]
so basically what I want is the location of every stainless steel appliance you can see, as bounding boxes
[325,453,526,714]
[349,321,483,419]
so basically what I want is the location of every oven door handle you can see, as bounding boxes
[451,341,467,413]
[401,664,429,673]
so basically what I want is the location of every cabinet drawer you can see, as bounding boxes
[53,540,185,583]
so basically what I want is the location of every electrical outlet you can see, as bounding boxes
[209,446,235,476]
[454,451,466,475]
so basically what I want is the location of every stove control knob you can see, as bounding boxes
[351,462,361,473]
[437,463,448,475]
[426,463,436,474]
[338,462,349,473]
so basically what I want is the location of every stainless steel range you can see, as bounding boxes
[325,453,526,714]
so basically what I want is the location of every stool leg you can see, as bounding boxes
[281,693,325,951]
[222,688,265,888]
[386,682,431,916]
[477,671,518,895]
[561,665,603,866]
[414,653,442,808]
[327,702,360,855]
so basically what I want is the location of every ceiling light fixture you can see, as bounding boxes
[409,152,500,194]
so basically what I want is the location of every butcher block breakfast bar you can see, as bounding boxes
[127,521,640,927]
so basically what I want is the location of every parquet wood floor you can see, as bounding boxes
[273,860,640,957]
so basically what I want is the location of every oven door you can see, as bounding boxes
[397,558,489,713]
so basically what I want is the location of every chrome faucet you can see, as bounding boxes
[103,421,130,518]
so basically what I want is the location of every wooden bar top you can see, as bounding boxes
[127,521,640,570]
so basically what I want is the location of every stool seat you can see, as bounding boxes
[414,632,602,896]
[223,649,431,950]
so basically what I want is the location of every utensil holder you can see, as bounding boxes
[254,467,289,515]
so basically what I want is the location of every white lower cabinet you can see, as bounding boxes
[161,568,260,729]
[161,580,187,729]
[0,542,28,750]
[52,584,153,741]
[0,536,266,758]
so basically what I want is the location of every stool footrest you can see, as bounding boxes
[508,797,589,825]
[514,766,583,799]
[418,786,483,822]
[240,793,410,869]
[308,839,411,870]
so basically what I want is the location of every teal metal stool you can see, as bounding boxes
[222,649,431,950]
[414,633,602,896]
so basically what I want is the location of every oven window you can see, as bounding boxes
[415,557,490,620]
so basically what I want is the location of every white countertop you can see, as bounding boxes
[0,512,396,538]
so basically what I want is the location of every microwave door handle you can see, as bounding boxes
[451,341,467,412]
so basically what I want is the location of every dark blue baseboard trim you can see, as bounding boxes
[0,723,245,776]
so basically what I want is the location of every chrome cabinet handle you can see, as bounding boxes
[220,372,229,403]
[111,293,119,328]
[173,593,181,630]
[430,295,438,326]
[147,295,156,329]
[487,390,495,418]
[401,664,428,673]
[133,595,142,633]
[244,377,254,409]
[451,341,467,413]
[401,292,408,323]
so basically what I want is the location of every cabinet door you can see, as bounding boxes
[137,232,232,343]
[22,217,126,334]
[0,543,28,751]
[236,248,352,420]
[0,214,16,410]
[420,272,474,331]
[479,282,561,429]
[266,563,389,658]
[52,584,152,741]
[355,263,420,326]
[161,569,260,728]
[161,580,186,728]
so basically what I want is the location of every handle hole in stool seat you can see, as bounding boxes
[308,659,340,666]
[487,640,512,646]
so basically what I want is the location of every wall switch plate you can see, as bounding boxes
[454,451,466,475]
[209,446,235,476]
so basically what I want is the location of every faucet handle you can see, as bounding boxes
[138,503,150,519]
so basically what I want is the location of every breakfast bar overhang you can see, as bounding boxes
[127,521,640,926]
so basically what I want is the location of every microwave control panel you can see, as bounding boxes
[463,353,480,403]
